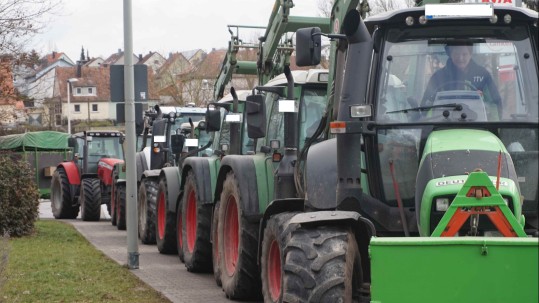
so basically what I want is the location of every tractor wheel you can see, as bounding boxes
[138,179,157,244]
[218,172,261,300]
[110,182,117,226]
[80,178,101,221]
[155,178,177,254]
[283,226,363,303]
[50,167,78,219]
[261,212,298,303]
[116,183,126,230]
[212,201,221,286]
[175,198,184,263]
[182,171,212,272]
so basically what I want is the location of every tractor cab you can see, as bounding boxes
[69,131,124,175]
[361,5,538,235]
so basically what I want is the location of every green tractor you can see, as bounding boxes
[255,1,538,302]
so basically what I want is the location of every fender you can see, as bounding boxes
[142,169,161,179]
[182,157,213,206]
[160,166,181,213]
[98,158,124,186]
[58,161,80,185]
[135,148,150,183]
[217,155,260,219]
[304,138,338,210]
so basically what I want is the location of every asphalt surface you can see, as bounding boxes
[39,200,258,303]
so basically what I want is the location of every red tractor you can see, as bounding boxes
[50,131,124,221]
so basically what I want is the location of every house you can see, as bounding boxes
[155,52,192,104]
[103,49,140,66]
[137,51,166,73]
[181,49,206,66]
[0,56,26,128]
[84,57,104,67]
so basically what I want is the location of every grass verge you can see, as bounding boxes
[1,220,171,303]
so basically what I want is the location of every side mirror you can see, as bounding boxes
[170,134,186,154]
[246,94,266,139]
[205,109,221,132]
[119,135,125,145]
[68,137,77,148]
[296,27,322,67]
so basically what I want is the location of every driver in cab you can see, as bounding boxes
[422,43,502,118]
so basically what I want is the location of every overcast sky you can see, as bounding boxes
[33,0,323,62]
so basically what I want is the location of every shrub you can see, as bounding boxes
[0,152,40,237]
[0,235,9,292]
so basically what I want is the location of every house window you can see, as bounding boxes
[55,102,62,114]
[74,104,80,112]
[92,104,98,112]
[88,87,93,94]
[55,114,62,126]
[76,87,82,95]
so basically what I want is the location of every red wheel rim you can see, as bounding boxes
[224,196,239,276]
[157,192,166,239]
[186,189,197,252]
[268,238,282,301]
[177,208,183,251]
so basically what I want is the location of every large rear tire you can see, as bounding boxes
[80,178,101,221]
[212,201,222,286]
[182,171,212,272]
[50,167,78,219]
[284,226,363,303]
[116,183,126,230]
[156,177,177,254]
[138,179,157,244]
[218,172,261,300]
[261,212,298,303]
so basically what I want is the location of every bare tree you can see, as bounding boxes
[317,0,334,17]
[0,0,62,55]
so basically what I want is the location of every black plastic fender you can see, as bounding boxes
[160,166,181,213]
[181,157,213,205]
[135,150,149,183]
[216,155,260,219]
[304,138,338,210]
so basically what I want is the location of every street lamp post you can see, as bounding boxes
[66,78,78,134]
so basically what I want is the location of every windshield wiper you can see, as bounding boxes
[386,103,463,114]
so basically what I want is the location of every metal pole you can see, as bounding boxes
[123,0,139,269]
[67,83,71,134]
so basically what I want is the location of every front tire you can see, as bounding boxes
[80,178,101,221]
[218,172,261,300]
[261,213,297,303]
[182,171,212,272]
[156,177,177,254]
[283,226,363,303]
[50,167,78,219]
[138,179,157,244]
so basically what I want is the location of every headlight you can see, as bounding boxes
[435,198,450,212]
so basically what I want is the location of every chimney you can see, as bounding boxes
[139,54,143,61]
[52,51,57,59]
[77,61,82,78]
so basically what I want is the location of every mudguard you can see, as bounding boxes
[98,158,124,186]
[135,148,150,183]
[304,138,338,210]
[160,166,181,213]
[217,155,260,218]
[142,169,161,179]
[58,161,80,185]
[181,157,213,205]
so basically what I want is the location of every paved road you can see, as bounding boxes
[39,200,259,303]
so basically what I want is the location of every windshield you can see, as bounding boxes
[171,113,205,134]
[376,25,538,124]
[87,137,123,160]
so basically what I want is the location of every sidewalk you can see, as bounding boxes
[39,200,254,303]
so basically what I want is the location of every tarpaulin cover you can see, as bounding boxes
[0,131,70,151]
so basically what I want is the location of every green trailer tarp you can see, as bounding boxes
[0,131,70,151]
[0,131,72,196]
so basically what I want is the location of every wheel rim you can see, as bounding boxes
[157,192,166,239]
[223,196,239,276]
[51,178,62,211]
[268,238,282,301]
[186,189,197,252]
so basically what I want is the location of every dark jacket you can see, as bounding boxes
[422,58,502,109]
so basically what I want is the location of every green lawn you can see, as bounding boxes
[1,220,171,303]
